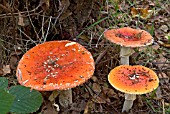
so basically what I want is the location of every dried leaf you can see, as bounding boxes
[42,101,58,114]
[10,56,18,70]
[92,94,109,104]
[92,96,105,104]
[131,7,153,19]
[70,101,86,113]
[157,41,170,48]
[91,76,98,82]
[2,65,11,76]
[0,69,3,76]
[154,54,168,67]
[84,100,94,114]
[159,25,168,32]
[158,72,169,83]
[40,0,50,11]
[102,86,118,99]
[92,83,101,93]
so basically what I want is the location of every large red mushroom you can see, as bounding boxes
[16,40,95,91]
[16,40,95,107]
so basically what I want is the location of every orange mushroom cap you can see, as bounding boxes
[104,27,153,47]
[16,40,95,91]
[108,65,159,94]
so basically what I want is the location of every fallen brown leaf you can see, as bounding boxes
[2,65,11,76]
[10,55,18,70]
[131,7,153,19]
[92,83,101,94]
[42,101,58,114]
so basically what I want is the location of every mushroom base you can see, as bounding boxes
[122,94,136,112]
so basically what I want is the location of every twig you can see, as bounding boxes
[41,13,45,42]
[0,0,42,18]
[26,0,40,40]
[43,16,52,42]
[96,29,108,48]
[95,50,107,65]
[18,28,37,45]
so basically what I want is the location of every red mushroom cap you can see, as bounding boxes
[104,27,153,47]
[108,65,159,94]
[16,40,95,91]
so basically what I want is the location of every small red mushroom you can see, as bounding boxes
[108,65,159,112]
[16,40,95,91]
[104,27,153,65]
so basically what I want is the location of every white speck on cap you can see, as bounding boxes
[22,79,29,85]
[65,42,76,47]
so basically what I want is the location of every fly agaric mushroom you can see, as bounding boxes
[104,27,153,65]
[16,40,95,107]
[16,40,95,91]
[108,65,159,112]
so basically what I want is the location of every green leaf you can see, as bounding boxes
[9,85,43,113]
[0,77,8,89]
[0,88,15,114]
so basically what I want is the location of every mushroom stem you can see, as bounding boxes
[122,94,136,112]
[120,47,135,112]
[59,89,73,107]
[120,47,132,65]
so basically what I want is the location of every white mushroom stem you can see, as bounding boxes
[120,47,132,65]
[59,89,72,107]
[120,46,135,112]
[122,94,136,112]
